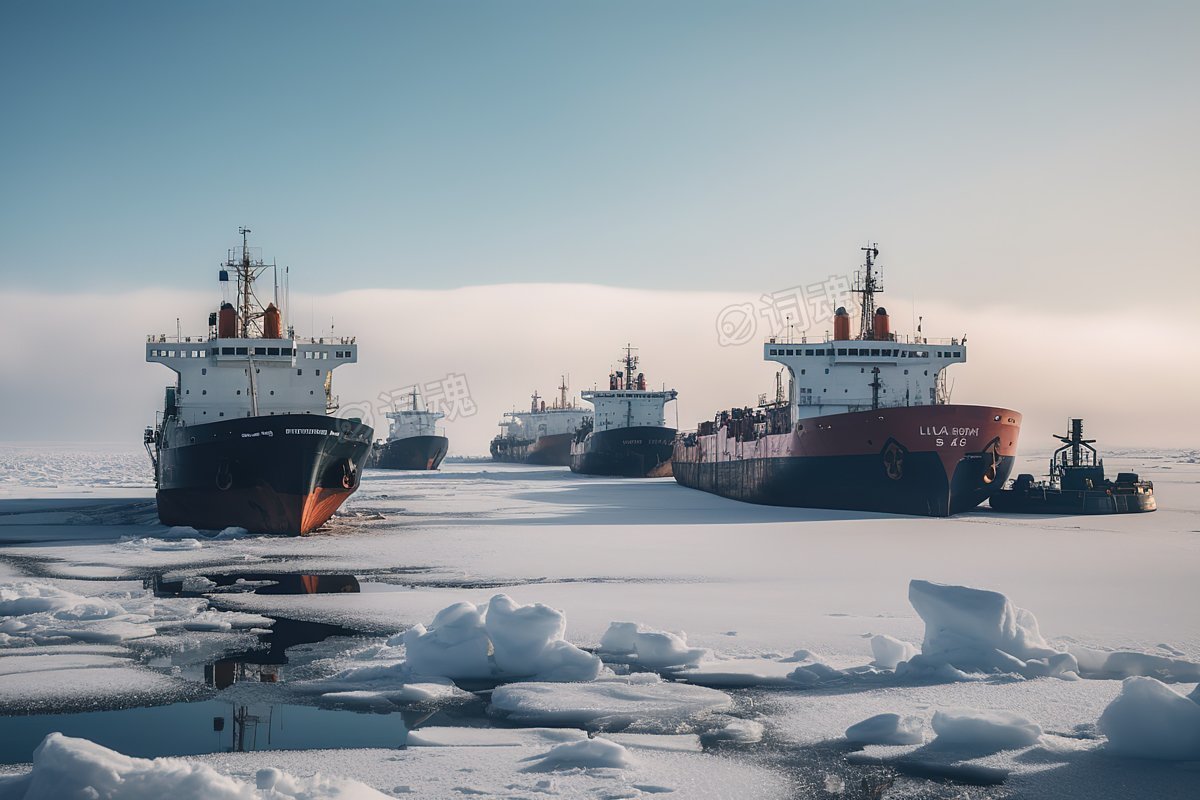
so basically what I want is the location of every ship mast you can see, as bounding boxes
[558,375,569,409]
[224,227,277,338]
[853,244,882,340]
[622,344,639,390]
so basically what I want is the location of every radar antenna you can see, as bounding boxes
[852,244,882,340]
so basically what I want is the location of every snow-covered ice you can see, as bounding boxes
[1,449,1198,798]
[489,673,734,730]
[929,707,1044,752]
[901,579,1079,679]
[0,733,389,799]
[845,712,926,745]
[1097,676,1200,760]
[391,594,601,682]
[598,621,707,668]
[520,736,634,771]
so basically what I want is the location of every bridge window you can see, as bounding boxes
[838,348,846,355]
[268,347,281,356]
[201,368,207,375]
[255,347,267,355]
[297,369,303,376]
[322,352,329,359]
[236,347,248,355]
[871,349,880,356]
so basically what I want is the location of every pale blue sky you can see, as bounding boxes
[2,1,1197,308]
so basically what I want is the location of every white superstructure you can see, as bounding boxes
[144,229,358,429]
[580,346,677,433]
[763,244,965,421]
[385,387,445,441]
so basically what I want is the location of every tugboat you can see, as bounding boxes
[990,419,1156,514]
[490,378,588,466]
[671,244,1022,516]
[570,346,678,478]
[143,228,373,535]
[374,386,449,470]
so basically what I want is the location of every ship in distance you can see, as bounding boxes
[672,244,1022,516]
[571,346,678,478]
[490,377,587,466]
[373,385,449,470]
[143,228,373,535]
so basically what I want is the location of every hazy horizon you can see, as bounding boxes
[3,280,1196,455]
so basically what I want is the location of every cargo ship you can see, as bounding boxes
[672,245,1021,516]
[489,378,588,466]
[990,419,1155,514]
[374,386,449,470]
[570,346,678,478]
[143,228,373,534]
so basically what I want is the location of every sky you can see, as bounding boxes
[1,1,1198,451]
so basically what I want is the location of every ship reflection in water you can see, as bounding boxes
[0,700,410,763]
[151,572,361,597]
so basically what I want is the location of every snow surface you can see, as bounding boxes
[1,451,1198,798]
[520,736,634,771]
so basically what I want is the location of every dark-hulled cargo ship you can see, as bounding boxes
[490,378,588,466]
[143,229,373,534]
[990,419,1155,514]
[672,245,1022,517]
[570,346,678,478]
[374,386,449,470]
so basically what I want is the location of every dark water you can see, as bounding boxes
[0,701,409,764]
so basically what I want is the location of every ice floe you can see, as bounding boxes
[489,673,734,730]
[0,580,272,647]
[845,713,926,745]
[401,594,600,682]
[0,733,388,799]
[899,580,1079,679]
[1097,676,1200,760]
[598,621,707,668]
[930,707,1043,752]
[869,634,919,670]
[1070,645,1200,683]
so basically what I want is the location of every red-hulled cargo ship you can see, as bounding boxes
[672,245,1021,517]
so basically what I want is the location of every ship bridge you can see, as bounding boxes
[146,335,358,425]
[763,244,967,422]
[764,335,964,420]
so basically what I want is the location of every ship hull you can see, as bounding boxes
[672,405,1021,517]
[570,426,677,478]
[375,435,449,470]
[155,414,373,535]
[490,432,574,466]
